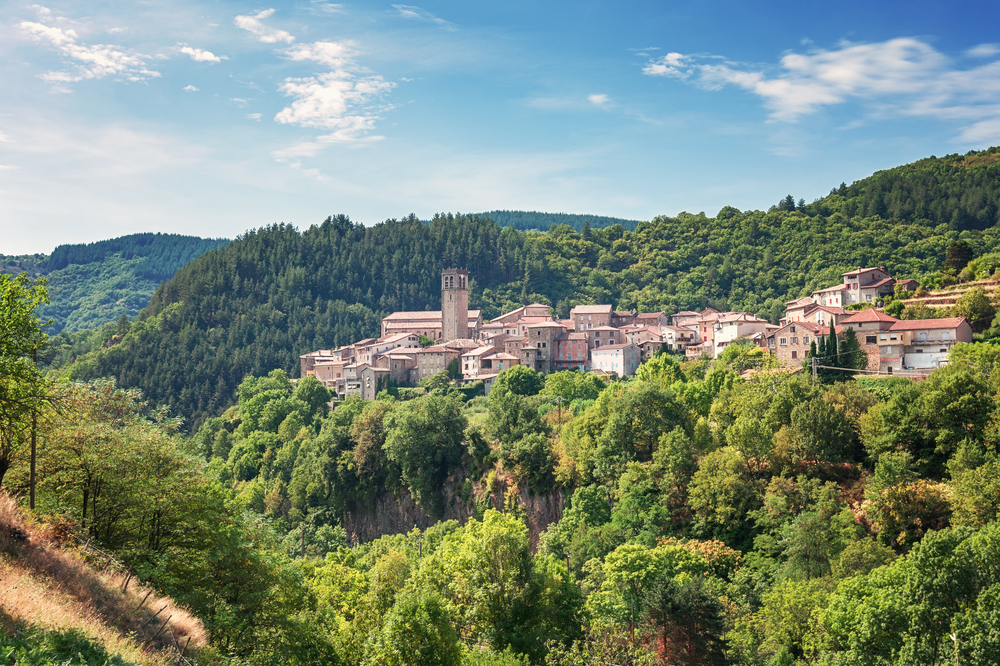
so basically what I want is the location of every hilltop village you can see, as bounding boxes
[300,267,974,399]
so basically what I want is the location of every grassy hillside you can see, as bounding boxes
[59,148,1000,429]
[0,493,207,665]
[1,233,228,335]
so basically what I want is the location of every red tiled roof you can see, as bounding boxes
[812,284,848,294]
[571,304,613,314]
[840,309,899,324]
[864,277,895,288]
[635,311,665,320]
[889,317,969,331]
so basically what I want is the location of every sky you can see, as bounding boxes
[2,0,1000,254]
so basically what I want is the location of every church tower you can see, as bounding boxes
[441,268,469,342]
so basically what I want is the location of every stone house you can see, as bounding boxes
[570,304,613,330]
[411,345,460,383]
[553,332,589,371]
[713,313,772,357]
[634,312,670,327]
[881,317,974,374]
[769,321,822,367]
[591,343,641,376]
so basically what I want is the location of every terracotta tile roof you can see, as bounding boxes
[635,312,666,320]
[382,310,482,321]
[571,304,614,314]
[864,277,895,289]
[784,296,816,307]
[673,310,700,318]
[889,317,969,331]
[517,316,553,324]
[841,266,887,277]
[816,305,848,314]
[840,309,900,324]
[462,346,496,357]
[524,321,567,328]
[812,284,848,294]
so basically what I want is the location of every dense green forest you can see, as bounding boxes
[56,147,1000,430]
[480,210,643,232]
[0,233,228,335]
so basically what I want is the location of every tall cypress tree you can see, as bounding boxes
[827,321,839,366]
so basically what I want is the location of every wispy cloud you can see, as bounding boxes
[309,2,345,15]
[230,97,250,106]
[234,8,295,44]
[247,113,262,121]
[391,4,457,30]
[643,38,1000,141]
[179,45,226,63]
[20,20,160,85]
[183,84,199,92]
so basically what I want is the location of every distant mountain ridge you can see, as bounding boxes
[479,210,643,232]
[1,232,228,334]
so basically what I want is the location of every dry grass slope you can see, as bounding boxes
[0,492,208,665]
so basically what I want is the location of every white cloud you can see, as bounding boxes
[234,9,295,44]
[230,97,250,106]
[588,93,610,107]
[391,4,457,30]
[272,40,395,145]
[183,85,199,91]
[20,21,160,84]
[0,165,18,170]
[179,45,226,63]
[643,38,1000,140]
[247,113,262,121]
[108,27,125,34]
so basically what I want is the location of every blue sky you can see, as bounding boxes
[2,0,999,254]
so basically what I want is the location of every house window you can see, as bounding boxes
[890,334,897,340]
[942,332,950,340]
[803,336,809,345]
[779,337,787,345]
[880,334,887,340]
[791,337,798,345]
[866,295,872,302]
[866,336,877,344]
[791,326,796,333]
[791,350,798,359]
[919,332,928,341]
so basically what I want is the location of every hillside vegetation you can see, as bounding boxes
[0,493,207,665]
[479,210,643,232]
[56,147,1000,429]
[0,233,228,335]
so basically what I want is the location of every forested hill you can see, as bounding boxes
[480,210,643,232]
[0,233,228,334]
[44,232,229,280]
[60,147,1000,429]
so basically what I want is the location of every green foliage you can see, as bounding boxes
[0,273,50,488]
[363,588,462,666]
[0,626,138,665]
[383,393,467,517]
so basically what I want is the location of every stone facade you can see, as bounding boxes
[441,267,470,342]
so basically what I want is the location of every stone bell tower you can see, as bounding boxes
[441,268,469,342]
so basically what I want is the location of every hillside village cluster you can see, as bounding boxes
[300,267,974,399]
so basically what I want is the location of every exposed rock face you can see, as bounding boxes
[342,468,565,550]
